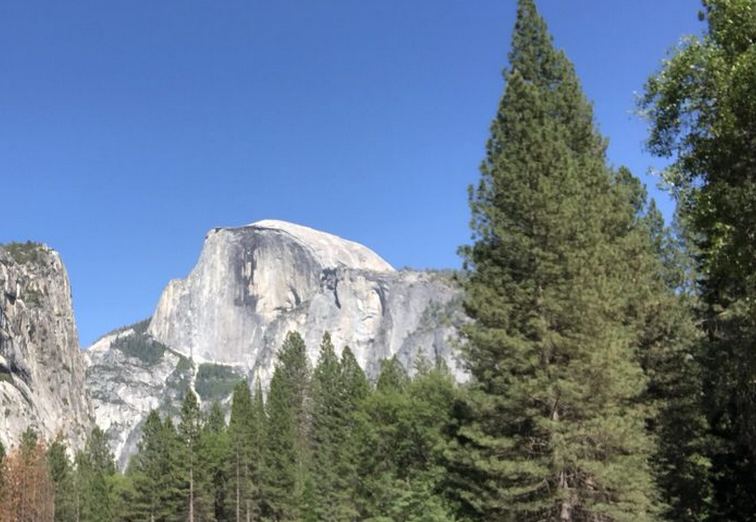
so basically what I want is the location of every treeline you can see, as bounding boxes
[0,332,461,521]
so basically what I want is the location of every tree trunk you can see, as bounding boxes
[560,501,573,521]
[236,452,241,522]
[189,465,194,522]
[558,469,574,521]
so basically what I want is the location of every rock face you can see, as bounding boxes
[0,243,93,450]
[86,220,464,466]
[85,321,246,469]
[149,220,464,380]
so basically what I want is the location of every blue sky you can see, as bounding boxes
[0,1,703,346]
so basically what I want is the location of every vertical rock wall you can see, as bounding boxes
[0,243,93,450]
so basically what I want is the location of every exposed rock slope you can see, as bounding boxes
[0,242,93,450]
[85,321,245,468]
[86,220,464,465]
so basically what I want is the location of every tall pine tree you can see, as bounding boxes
[452,1,659,519]
[47,434,77,522]
[77,427,116,522]
[336,346,370,519]
[309,333,343,520]
[202,402,231,522]
[615,172,712,521]
[263,331,311,521]
[127,410,183,522]
[227,380,266,522]
[178,389,214,521]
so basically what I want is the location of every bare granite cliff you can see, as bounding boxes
[0,242,93,450]
[86,220,464,466]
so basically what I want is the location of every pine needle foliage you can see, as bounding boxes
[453,1,660,519]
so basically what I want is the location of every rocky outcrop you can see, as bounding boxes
[0,242,93,450]
[86,220,464,465]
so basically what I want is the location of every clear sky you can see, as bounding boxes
[0,1,704,346]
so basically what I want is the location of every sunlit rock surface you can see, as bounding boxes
[0,243,93,451]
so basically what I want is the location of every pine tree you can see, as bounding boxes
[177,389,214,522]
[354,359,412,518]
[614,172,712,521]
[336,346,370,519]
[394,361,458,522]
[355,359,457,521]
[109,472,137,522]
[128,410,167,521]
[77,427,116,522]
[341,347,370,405]
[47,434,77,522]
[310,333,347,520]
[127,410,184,521]
[227,381,255,522]
[202,402,231,522]
[375,356,409,393]
[163,417,186,520]
[250,380,267,517]
[451,1,659,519]
[262,331,311,521]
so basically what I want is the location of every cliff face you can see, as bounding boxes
[86,220,464,465]
[84,320,248,468]
[0,243,93,450]
[148,220,465,382]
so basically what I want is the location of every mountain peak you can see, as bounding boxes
[241,219,395,273]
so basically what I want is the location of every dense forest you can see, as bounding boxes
[2,0,755,520]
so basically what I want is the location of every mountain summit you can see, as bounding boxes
[245,220,394,273]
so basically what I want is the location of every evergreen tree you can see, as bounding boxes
[642,1,756,518]
[309,333,347,520]
[109,472,137,522]
[177,389,215,522]
[356,359,457,521]
[47,434,77,522]
[163,418,186,519]
[227,381,257,522]
[375,356,409,393]
[77,427,116,522]
[128,410,183,521]
[250,380,267,516]
[355,359,412,518]
[617,173,712,521]
[336,346,370,519]
[452,1,659,519]
[262,331,311,521]
[395,362,458,522]
[341,347,370,405]
[202,402,231,522]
